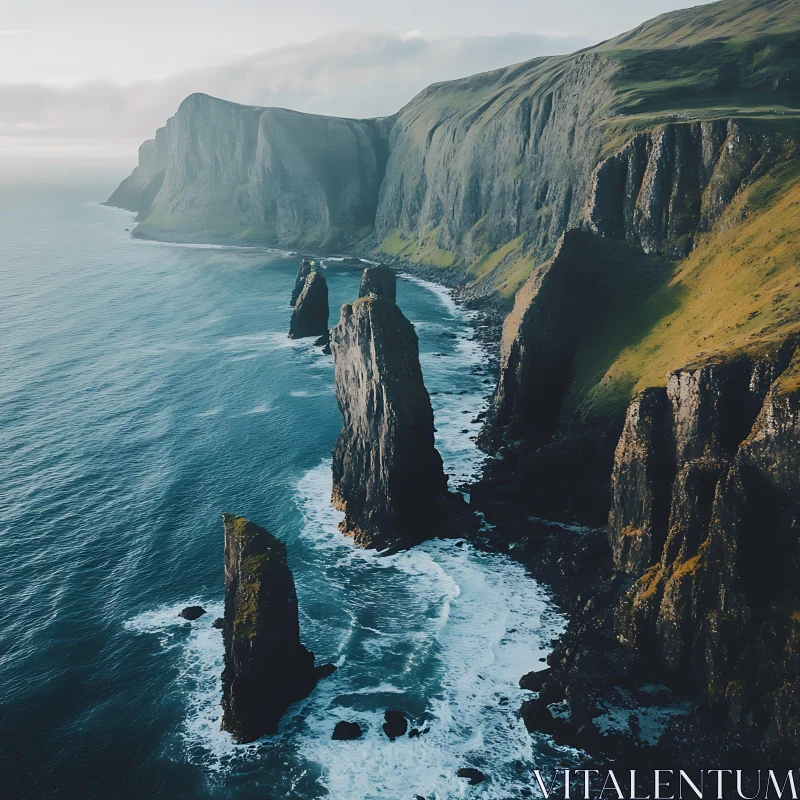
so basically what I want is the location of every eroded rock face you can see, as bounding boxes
[330,296,447,549]
[220,514,318,743]
[289,269,329,340]
[359,265,396,302]
[583,121,778,258]
[608,388,670,575]
[610,340,800,755]
[290,259,316,307]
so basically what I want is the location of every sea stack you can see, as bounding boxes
[359,265,396,302]
[290,258,315,307]
[330,295,447,550]
[220,514,318,743]
[289,269,329,340]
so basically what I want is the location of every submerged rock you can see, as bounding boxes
[382,710,408,740]
[332,721,362,740]
[330,296,448,549]
[178,606,206,620]
[289,269,329,340]
[220,514,318,743]
[212,617,224,629]
[290,258,316,307]
[359,265,396,302]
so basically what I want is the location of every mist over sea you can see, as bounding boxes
[0,183,571,798]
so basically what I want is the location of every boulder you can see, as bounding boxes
[178,606,206,620]
[332,721,362,740]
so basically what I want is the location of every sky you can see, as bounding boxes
[0,0,714,177]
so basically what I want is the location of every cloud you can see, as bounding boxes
[0,29,591,162]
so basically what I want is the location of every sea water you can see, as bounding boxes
[0,184,573,799]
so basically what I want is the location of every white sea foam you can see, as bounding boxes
[294,463,573,799]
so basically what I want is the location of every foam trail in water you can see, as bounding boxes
[294,464,574,799]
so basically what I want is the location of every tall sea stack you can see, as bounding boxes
[289,269,329,340]
[330,296,447,550]
[220,514,318,743]
[359,265,396,302]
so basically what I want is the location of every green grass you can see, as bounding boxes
[571,157,800,420]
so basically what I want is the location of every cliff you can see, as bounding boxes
[110,0,800,295]
[104,126,169,217]
[288,268,329,340]
[220,514,318,743]
[115,93,394,250]
[609,340,800,755]
[330,296,448,550]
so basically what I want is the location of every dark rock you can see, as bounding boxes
[212,617,224,629]
[289,269,329,340]
[220,514,318,743]
[382,710,408,740]
[456,768,485,785]
[607,388,670,575]
[359,264,396,301]
[290,258,316,306]
[178,606,206,620]
[332,721,362,740]
[330,296,448,550]
[519,668,551,692]
[315,663,337,680]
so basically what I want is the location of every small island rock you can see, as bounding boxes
[332,721,363,740]
[178,606,206,621]
[289,269,329,340]
[220,514,318,743]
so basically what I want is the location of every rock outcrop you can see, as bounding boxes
[582,121,778,258]
[330,296,447,549]
[358,265,396,302]
[220,514,318,743]
[289,269,329,340]
[609,340,800,755]
[290,258,316,307]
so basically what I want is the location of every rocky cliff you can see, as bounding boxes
[220,514,318,743]
[609,341,800,754]
[104,126,169,217]
[330,296,448,550]
[288,268,328,340]
[109,0,800,297]
[114,93,393,249]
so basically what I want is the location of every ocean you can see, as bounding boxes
[0,183,571,799]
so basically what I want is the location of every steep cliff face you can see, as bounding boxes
[582,121,779,258]
[330,296,447,550]
[104,126,168,216]
[375,53,616,286]
[220,514,318,743]
[288,269,329,340]
[610,340,800,754]
[122,94,394,249]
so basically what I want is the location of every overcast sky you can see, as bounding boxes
[1,0,713,176]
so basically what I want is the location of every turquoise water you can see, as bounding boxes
[0,184,568,799]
